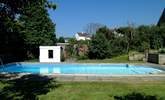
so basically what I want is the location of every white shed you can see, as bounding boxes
[39,46,61,63]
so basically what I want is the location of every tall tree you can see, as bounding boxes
[0,0,28,62]
[0,0,27,19]
[159,25,165,47]
[19,0,56,58]
[150,25,163,49]
[117,27,135,53]
[133,25,151,51]
[88,32,109,59]
[96,26,114,40]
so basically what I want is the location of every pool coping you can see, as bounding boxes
[1,73,165,81]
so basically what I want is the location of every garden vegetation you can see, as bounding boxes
[67,25,165,60]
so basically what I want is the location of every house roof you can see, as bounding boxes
[77,32,92,38]
[157,8,165,26]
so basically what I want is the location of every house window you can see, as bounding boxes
[48,50,53,58]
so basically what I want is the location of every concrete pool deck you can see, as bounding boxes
[1,73,165,81]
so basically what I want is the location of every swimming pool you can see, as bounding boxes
[0,63,163,75]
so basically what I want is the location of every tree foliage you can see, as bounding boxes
[87,24,165,59]
[108,36,127,57]
[18,0,56,58]
[0,0,56,61]
[58,37,65,43]
[65,38,78,58]
[97,26,114,40]
[117,27,135,53]
[88,32,109,59]
[0,0,28,61]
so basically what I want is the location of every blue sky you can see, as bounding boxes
[48,0,165,37]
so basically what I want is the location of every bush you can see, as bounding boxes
[114,92,159,100]
[159,48,165,54]
[77,55,88,60]
[88,32,109,59]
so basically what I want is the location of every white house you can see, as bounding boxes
[39,46,61,63]
[75,32,92,41]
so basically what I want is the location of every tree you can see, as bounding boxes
[149,25,163,49]
[88,32,109,59]
[0,0,56,61]
[97,26,114,40]
[108,36,127,57]
[159,25,165,47]
[0,0,29,62]
[58,37,65,43]
[133,25,151,52]
[19,0,56,58]
[65,38,78,58]
[0,0,28,19]
[117,27,135,53]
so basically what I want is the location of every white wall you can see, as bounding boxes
[85,37,91,40]
[39,46,61,63]
[75,33,86,41]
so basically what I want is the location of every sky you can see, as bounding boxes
[48,0,165,37]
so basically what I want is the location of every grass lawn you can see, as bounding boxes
[38,81,165,100]
[77,54,145,63]
[0,76,165,100]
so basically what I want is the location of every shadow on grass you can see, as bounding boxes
[0,74,59,100]
[114,92,160,100]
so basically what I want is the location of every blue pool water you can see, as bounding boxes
[0,63,163,75]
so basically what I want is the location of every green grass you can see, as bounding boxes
[38,81,165,100]
[77,54,144,63]
[1,79,165,100]
[0,81,8,89]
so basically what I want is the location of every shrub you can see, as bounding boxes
[114,92,159,100]
[159,48,165,54]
